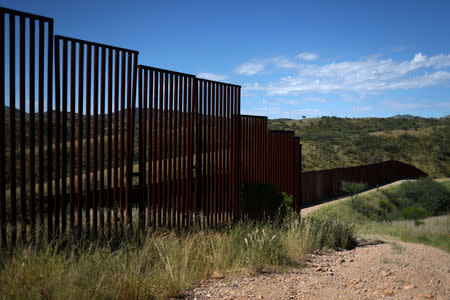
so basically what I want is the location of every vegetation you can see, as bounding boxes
[341,180,368,207]
[268,116,450,177]
[0,215,354,299]
[311,178,450,251]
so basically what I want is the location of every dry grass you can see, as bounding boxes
[0,215,355,299]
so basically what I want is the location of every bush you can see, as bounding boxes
[341,180,368,207]
[401,206,432,220]
[387,178,450,215]
[240,183,284,219]
[378,199,393,212]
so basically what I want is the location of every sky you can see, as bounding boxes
[2,0,450,119]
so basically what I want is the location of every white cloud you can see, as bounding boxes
[304,96,327,103]
[243,53,450,95]
[296,52,319,61]
[234,62,265,75]
[197,72,228,82]
[241,106,323,118]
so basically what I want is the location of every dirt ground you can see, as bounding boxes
[185,179,450,299]
[185,239,449,299]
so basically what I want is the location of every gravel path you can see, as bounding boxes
[185,178,450,299]
[186,240,449,299]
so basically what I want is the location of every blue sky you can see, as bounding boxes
[3,0,450,118]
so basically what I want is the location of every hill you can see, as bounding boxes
[268,116,450,177]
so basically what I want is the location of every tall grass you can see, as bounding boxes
[0,215,354,299]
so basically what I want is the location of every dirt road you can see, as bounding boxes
[186,178,450,299]
[186,239,449,299]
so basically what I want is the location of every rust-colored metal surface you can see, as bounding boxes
[301,160,428,206]
[53,35,139,237]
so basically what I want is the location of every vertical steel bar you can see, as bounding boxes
[69,41,76,231]
[113,49,119,231]
[230,87,235,219]
[193,77,198,225]
[29,18,36,239]
[174,74,180,228]
[0,10,5,246]
[181,76,187,227]
[219,84,223,222]
[188,77,194,225]
[47,20,53,239]
[0,10,5,247]
[149,70,155,227]
[19,16,26,241]
[85,45,91,232]
[157,71,163,227]
[61,39,68,234]
[125,52,132,227]
[107,48,113,233]
[119,51,125,226]
[201,81,206,225]
[130,53,138,226]
[167,74,173,228]
[152,71,158,227]
[207,81,211,225]
[140,68,146,229]
[77,43,84,232]
[149,71,156,226]
[92,45,99,235]
[163,72,168,226]
[37,18,44,240]
[219,84,224,223]
[99,47,106,232]
[207,82,212,225]
[213,83,218,225]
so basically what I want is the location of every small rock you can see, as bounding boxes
[382,270,392,277]
[403,284,416,290]
[420,294,434,299]
[384,288,394,296]
[257,296,263,299]
[353,278,362,284]
[340,259,345,264]
[210,271,225,279]
[316,267,322,272]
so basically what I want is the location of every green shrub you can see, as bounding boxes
[401,206,432,220]
[282,192,294,215]
[341,180,368,207]
[387,178,450,215]
[378,199,393,212]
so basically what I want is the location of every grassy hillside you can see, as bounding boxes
[268,116,450,177]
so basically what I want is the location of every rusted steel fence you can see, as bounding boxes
[240,115,268,185]
[137,66,197,229]
[53,35,139,236]
[0,8,54,245]
[196,78,241,226]
[301,160,428,206]
[0,7,304,247]
[267,131,298,205]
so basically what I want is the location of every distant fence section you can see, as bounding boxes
[301,160,428,206]
[0,7,302,246]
